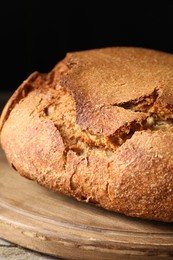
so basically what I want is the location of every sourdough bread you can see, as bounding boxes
[1,47,173,222]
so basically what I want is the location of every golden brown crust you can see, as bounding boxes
[1,47,173,222]
[59,47,173,133]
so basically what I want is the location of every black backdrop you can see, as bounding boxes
[1,1,173,91]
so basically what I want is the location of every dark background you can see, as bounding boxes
[1,1,173,91]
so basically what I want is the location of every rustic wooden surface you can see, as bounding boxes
[1,92,173,259]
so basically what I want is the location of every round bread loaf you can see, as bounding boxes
[1,47,173,222]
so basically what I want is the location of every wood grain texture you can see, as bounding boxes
[0,148,173,260]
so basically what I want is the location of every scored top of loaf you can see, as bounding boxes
[51,47,173,135]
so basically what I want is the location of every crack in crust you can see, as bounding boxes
[116,88,160,112]
[115,88,173,131]
[40,83,173,156]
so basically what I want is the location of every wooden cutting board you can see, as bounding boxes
[0,148,173,260]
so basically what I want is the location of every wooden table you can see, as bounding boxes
[1,91,173,260]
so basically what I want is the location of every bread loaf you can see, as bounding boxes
[1,47,173,222]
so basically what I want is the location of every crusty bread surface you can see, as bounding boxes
[1,47,173,222]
